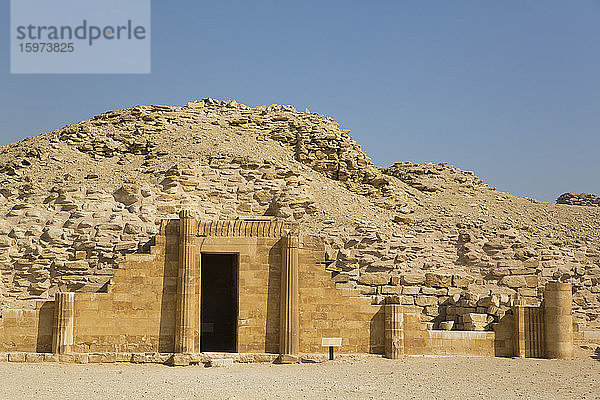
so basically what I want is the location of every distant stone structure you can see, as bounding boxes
[557,192,600,207]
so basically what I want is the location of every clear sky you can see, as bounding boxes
[1,1,599,202]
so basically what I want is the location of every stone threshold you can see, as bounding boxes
[0,352,384,365]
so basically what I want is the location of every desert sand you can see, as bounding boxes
[1,356,599,400]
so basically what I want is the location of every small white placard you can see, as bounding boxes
[321,337,342,347]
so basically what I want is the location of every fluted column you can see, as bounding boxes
[175,210,199,353]
[544,282,573,359]
[52,292,74,354]
[384,301,404,359]
[513,305,526,358]
[280,233,299,356]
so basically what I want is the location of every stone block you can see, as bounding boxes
[425,273,452,288]
[525,275,538,288]
[439,321,454,331]
[89,353,117,363]
[421,287,447,296]
[401,296,415,305]
[131,353,149,363]
[44,353,59,362]
[58,354,76,363]
[452,274,475,288]
[25,353,44,363]
[424,305,440,316]
[152,353,173,364]
[358,272,390,286]
[115,353,133,362]
[463,313,489,331]
[189,353,210,364]
[274,355,298,364]
[402,286,420,295]
[402,273,425,285]
[415,295,437,307]
[74,354,89,364]
[518,288,537,297]
[499,275,527,288]
[64,260,90,271]
[248,354,279,363]
[170,353,190,366]
[8,353,26,362]
[381,285,402,295]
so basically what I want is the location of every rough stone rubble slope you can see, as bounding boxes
[0,98,599,331]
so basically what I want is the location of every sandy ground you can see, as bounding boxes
[1,356,599,400]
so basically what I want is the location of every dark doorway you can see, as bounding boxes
[201,253,238,352]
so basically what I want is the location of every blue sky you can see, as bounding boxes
[1,1,599,202]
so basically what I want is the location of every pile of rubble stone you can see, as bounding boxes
[557,192,600,207]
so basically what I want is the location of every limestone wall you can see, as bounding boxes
[0,219,509,357]
[0,301,53,352]
[0,216,593,360]
[298,236,383,354]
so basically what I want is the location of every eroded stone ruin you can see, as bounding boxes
[557,192,600,207]
[0,98,598,363]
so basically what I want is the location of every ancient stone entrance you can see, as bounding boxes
[200,253,238,352]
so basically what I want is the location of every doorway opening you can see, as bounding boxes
[200,253,238,352]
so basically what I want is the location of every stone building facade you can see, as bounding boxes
[0,211,589,364]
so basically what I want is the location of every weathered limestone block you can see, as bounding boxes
[124,222,144,234]
[113,182,141,205]
[358,272,390,286]
[421,287,447,296]
[425,272,452,288]
[424,305,440,316]
[402,286,420,295]
[402,273,425,285]
[26,353,44,362]
[64,260,89,271]
[8,353,26,362]
[415,295,437,307]
[0,236,13,247]
[40,227,64,243]
[499,275,527,288]
[463,313,489,331]
[439,321,454,330]
[381,285,402,295]
[452,274,475,288]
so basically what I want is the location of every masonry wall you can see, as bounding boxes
[0,221,385,355]
[400,307,513,357]
[0,218,574,359]
[0,301,54,352]
[72,230,177,353]
[298,236,383,354]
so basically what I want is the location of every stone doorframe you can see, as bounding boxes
[175,210,299,357]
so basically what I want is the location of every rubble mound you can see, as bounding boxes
[557,192,600,207]
[381,162,489,193]
[0,98,599,331]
